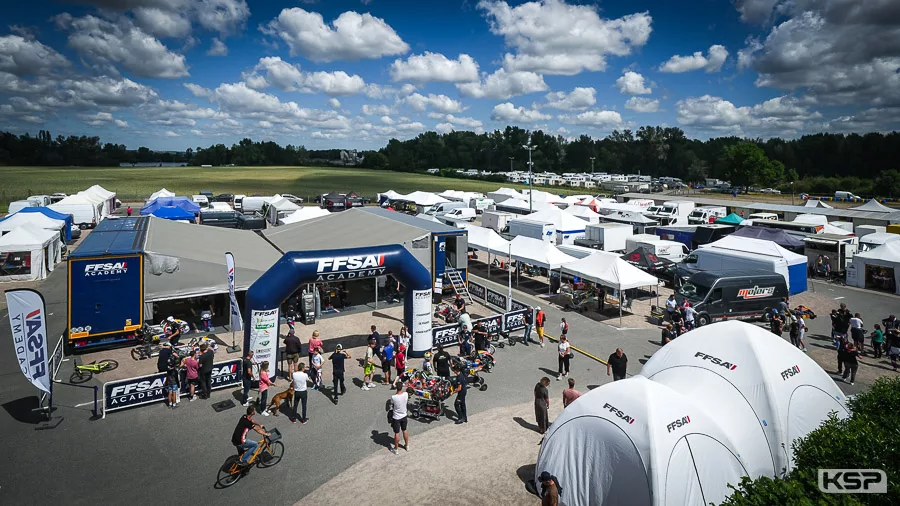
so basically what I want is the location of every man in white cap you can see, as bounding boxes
[157,341,173,373]
[166,316,182,345]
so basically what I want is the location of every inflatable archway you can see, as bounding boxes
[244,245,434,370]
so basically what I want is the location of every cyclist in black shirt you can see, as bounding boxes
[232,407,270,466]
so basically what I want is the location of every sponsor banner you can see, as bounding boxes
[5,289,50,394]
[476,314,503,335]
[511,299,530,312]
[485,288,508,312]
[249,309,279,370]
[502,308,529,332]
[225,252,243,332]
[467,281,486,302]
[104,359,242,412]
[411,289,433,354]
[431,314,504,348]
[315,254,387,282]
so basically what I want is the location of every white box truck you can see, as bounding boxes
[687,206,727,225]
[680,248,791,290]
[585,223,632,252]
[482,211,515,233]
[469,198,495,214]
[508,219,556,243]
[626,235,690,262]
[646,200,695,226]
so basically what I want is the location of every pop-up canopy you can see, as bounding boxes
[715,213,745,225]
[509,235,577,270]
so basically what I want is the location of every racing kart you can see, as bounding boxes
[794,305,817,319]
[434,302,461,324]
[397,369,454,420]
[559,284,593,313]
[449,352,493,391]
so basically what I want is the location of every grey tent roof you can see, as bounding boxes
[143,217,282,302]
[262,207,432,251]
[359,206,465,233]
[804,200,833,208]
[850,199,894,213]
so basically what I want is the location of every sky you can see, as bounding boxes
[0,0,897,151]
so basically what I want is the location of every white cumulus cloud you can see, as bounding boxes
[390,52,479,83]
[491,102,551,122]
[615,71,652,95]
[404,93,465,114]
[659,44,728,73]
[541,87,596,110]
[625,96,660,113]
[457,68,548,100]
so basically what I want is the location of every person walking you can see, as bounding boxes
[198,342,214,399]
[534,377,551,435]
[310,347,324,390]
[849,313,865,354]
[362,339,377,390]
[871,324,884,359]
[887,329,900,370]
[607,348,628,381]
[381,338,394,385]
[329,344,350,404]
[308,330,323,368]
[283,329,302,379]
[836,335,849,375]
[562,377,581,408]
[291,363,309,424]
[535,307,547,347]
[523,308,534,346]
[395,344,407,380]
[539,471,561,506]
[241,350,255,406]
[841,342,859,385]
[389,383,409,454]
[661,323,676,346]
[788,312,801,349]
[797,315,808,352]
[559,318,569,338]
[452,363,468,424]
[770,311,784,336]
[257,361,273,416]
[557,336,571,380]
[182,349,200,401]
[126,205,133,217]
[665,294,677,321]
[683,303,696,331]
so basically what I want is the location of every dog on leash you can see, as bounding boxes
[266,387,294,416]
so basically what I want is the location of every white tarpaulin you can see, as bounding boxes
[5,289,51,394]
[640,320,849,475]
[536,376,749,506]
[279,207,331,224]
[563,204,601,223]
[525,207,588,244]
[404,191,449,207]
[83,184,117,215]
[561,251,659,290]
[466,225,510,256]
[0,224,61,281]
[76,191,111,217]
[509,235,577,269]
[149,188,176,201]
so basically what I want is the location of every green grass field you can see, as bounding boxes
[0,165,583,211]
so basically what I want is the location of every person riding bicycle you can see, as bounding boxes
[232,406,270,467]
[165,316,182,345]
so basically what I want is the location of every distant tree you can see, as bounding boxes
[875,169,900,197]
[720,141,783,190]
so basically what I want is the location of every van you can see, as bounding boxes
[687,206,727,225]
[677,271,789,326]
[834,191,861,200]
[7,200,39,214]
[191,195,210,209]
[233,194,246,213]
[627,236,690,262]
[679,248,790,290]
[425,201,468,215]
[441,207,476,222]
[239,196,273,215]
[469,198,495,213]
[27,195,52,207]
[747,213,779,221]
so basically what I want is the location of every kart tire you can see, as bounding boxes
[410,407,421,419]
[479,383,488,392]
[497,342,504,349]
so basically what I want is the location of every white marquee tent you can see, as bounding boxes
[639,321,849,475]
[466,225,510,256]
[509,235,577,270]
[536,376,750,506]
[83,184,117,215]
[563,204,601,223]
[561,252,659,291]
[149,188,175,201]
[278,207,331,225]
[0,224,62,281]
[525,206,588,244]
[495,198,554,214]
[792,214,853,235]
[0,212,66,255]
[537,321,850,506]
[851,241,900,294]
[76,191,112,217]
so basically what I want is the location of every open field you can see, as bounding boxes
[0,165,583,211]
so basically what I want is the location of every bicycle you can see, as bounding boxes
[69,359,119,383]
[216,428,284,488]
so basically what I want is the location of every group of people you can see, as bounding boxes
[769,297,809,352]
[661,294,697,345]
[156,339,216,407]
[831,306,900,384]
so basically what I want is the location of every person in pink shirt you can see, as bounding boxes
[308,330,324,367]
[257,361,274,416]
[182,350,200,401]
[562,377,581,408]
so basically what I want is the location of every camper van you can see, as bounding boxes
[687,206,727,225]
[677,271,789,326]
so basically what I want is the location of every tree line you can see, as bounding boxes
[2,127,899,196]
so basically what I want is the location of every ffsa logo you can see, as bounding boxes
[780,364,800,381]
[666,415,691,433]
[24,309,47,381]
[315,255,386,281]
[694,352,738,370]
[602,402,636,424]
[84,262,128,276]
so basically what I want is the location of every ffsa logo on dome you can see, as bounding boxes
[694,352,738,370]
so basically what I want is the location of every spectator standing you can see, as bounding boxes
[871,324,884,359]
[534,377,551,435]
[788,312,801,348]
[452,363,468,424]
[842,342,859,385]
[328,344,349,404]
[882,314,899,332]
[797,315,808,352]
[830,309,840,346]
[389,383,409,454]
[665,295,677,320]
[559,318,569,337]
[834,303,851,340]
[535,307,547,347]
[257,361,273,416]
[362,339,377,390]
[157,341,173,373]
[557,336,571,380]
[291,363,309,424]
[198,342,214,399]
[887,329,900,370]
[607,348,628,381]
[398,326,410,350]
[310,347,324,390]
[539,472,561,506]
[381,338,394,385]
[770,312,784,336]
[126,206,133,217]
[836,336,849,375]
[683,304,696,330]
[849,313,865,354]
[395,344,407,380]
[165,349,180,408]
[283,330,302,379]
[308,330,324,368]
[597,287,605,313]
[454,293,466,313]
[241,350,255,406]
[523,308,534,346]
[369,325,381,346]
[661,323,676,346]
[777,297,789,314]
[562,378,581,408]
[182,349,200,401]
[433,344,452,379]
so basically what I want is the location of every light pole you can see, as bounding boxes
[509,156,514,172]
[791,181,795,206]
[590,156,596,175]
[523,134,536,212]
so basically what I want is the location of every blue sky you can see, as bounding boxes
[0,0,897,150]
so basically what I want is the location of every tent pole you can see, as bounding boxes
[619,282,623,327]
[488,251,490,279]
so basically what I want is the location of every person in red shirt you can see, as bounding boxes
[535,307,547,348]
[182,350,200,401]
[395,345,407,379]
[562,377,581,408]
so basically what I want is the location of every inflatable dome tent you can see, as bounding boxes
[639,320,849,477]
[535,376,750,506]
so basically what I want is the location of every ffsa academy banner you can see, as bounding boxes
[5,289,51,394]
[225,252,243,332]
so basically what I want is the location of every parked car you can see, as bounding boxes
[281,194,304,204]
[212,193,234,203]
[70,224,82,239]
[199,190,214,199]
[760,188,781,194]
